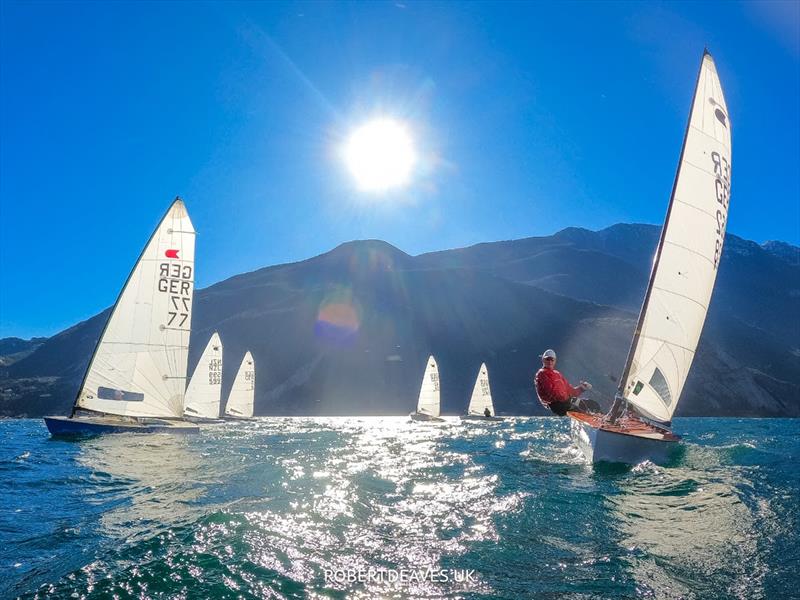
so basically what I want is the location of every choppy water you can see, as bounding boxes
[1,418,798,599]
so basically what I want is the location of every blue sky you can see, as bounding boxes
[1,1,798,339]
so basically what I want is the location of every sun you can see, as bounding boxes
[343,118,417,193]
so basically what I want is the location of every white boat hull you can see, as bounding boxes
[183,415,225,424]
[409,412,444,423]
[569,412,679,465]
[461,415,503,422]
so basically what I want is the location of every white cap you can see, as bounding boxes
[541,349,556,359]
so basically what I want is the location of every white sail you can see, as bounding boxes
[416,356,440,417]
[467,363,494,416]
[75,199,195,418]
[183,333,223,419]
[620,51,732,424]
[225,351,255,418]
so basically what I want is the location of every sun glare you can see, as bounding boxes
[343,119,416,193]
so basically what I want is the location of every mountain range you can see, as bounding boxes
[1,224,798,418]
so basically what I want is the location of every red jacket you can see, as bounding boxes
[535,367,582,407]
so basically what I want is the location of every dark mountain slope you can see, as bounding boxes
[2,225,797,417]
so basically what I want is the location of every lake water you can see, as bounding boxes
[1,417,798,599]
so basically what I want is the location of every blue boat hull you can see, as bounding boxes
[44,416,200,436]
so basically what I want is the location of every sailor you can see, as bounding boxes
[484,407,491,418]
[534,349,600,415]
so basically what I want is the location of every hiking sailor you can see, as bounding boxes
[534,349,600,415]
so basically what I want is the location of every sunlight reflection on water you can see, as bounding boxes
[2,417,797,599]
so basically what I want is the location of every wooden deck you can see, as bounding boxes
[568,411,680,442]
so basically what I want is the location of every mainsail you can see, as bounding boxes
[416,356,441,417]
[467,363,494,416]
[225,351,255,418]
[183,333,223,419]
[74,199,195,418]
[619,51,732,425]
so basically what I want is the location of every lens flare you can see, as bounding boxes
[315,301,360,346]
[343,119,416,192]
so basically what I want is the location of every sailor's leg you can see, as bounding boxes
[569,397,602,414]
[582,398,602,413]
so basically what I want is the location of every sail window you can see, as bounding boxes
[97,387,144,402]
[648,368,673,407]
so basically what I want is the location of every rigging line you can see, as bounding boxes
[650,284,710,310]
[671,196,725,223]
[688,123,731,145]
[101,341,188,349]
[634,335,698,355]
[681,157,726,176]
[630,338,666,380]
[661,239,717,267]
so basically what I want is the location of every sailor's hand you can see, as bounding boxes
[581,381,592,390]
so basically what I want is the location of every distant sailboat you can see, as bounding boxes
[461,363,502,421]
[409,355,444,422]
[44,199,200,435]
[224,351,255,420]
[183,332,224,422]
[570,50,732,463]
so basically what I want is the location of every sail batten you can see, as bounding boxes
[619,52,732,424]
[74,199,196,419]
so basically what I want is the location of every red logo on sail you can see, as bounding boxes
[165,249,180,259]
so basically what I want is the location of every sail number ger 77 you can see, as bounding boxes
[159,260,192,328]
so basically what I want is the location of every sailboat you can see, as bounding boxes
[569,50,732,464]
[44,198,200,435]
[461,363,502,421]
[183,332,224,423]
[409,355,444,422]
[224,351,256,420]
